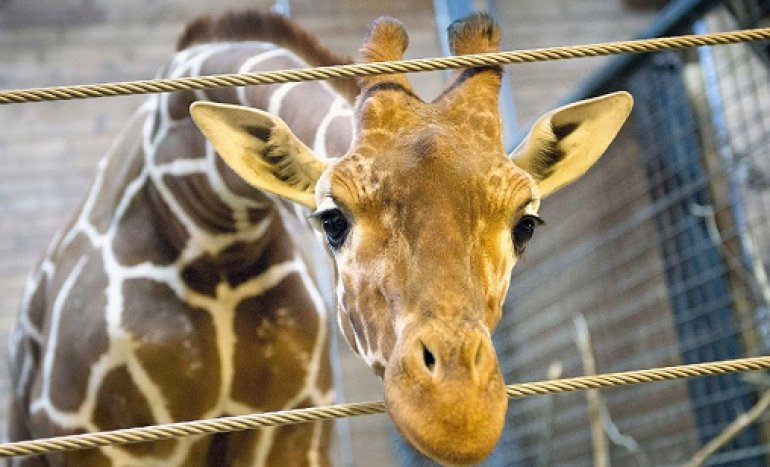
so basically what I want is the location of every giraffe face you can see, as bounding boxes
[313,120,536,463]
[315,120,541,364]
[191,13,632,465]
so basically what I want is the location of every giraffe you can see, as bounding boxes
[6,11,357,467]
[6,10,633,467]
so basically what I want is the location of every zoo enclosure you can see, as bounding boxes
[493,0,770,465]
[0,1,764,466]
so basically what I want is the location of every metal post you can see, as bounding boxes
[271,0,291,16]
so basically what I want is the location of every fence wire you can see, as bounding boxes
[494,2,770,466]
[2,356,769,459]
[0,28,768,104]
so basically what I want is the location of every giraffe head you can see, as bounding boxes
[191,13,632,465]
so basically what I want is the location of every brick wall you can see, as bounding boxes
[0,1,655,463]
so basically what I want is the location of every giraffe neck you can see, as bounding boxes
[9,40,353,466]
[143,42,354,292]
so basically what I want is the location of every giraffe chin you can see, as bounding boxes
[383,361,508,465]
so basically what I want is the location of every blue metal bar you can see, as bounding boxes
[271,0,291,16]
[558,0,725,106]
[511,0,727,147]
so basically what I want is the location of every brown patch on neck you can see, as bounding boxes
[122,279,221,421]
[94,365,178,459]
[50,253,110,412]
[177,10,358,102]
[230,273,323,410]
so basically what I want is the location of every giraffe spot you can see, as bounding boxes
[93,364,177,459]
[201,85,240,104]
[215,154,268,202]
[49,252,110,412]
[221,224,295,289]
[167,90,197,121]
[25,406,113,466]
[24,267,48,333]
[248,206,271,224]
[113,185,180,266]
[231,272,323,410]
[371,361,385,378]
[411,129,440,160]
[239,49,304,86]
[8,330,41,406]
[162,173,237,234]
[194,47,260,104]
[180,213,294,296]
[122,278,221,421]
[266,400,332,466]
[7,391,33,446]
[152,119,207,165]
[180,254,221,297]
[203,430,263,466]
[87,132,145,235]
[242,82,290,110]
[145,180,191,253]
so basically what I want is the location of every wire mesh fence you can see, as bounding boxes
[493,1,770,465]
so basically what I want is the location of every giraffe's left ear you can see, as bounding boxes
[510,91,633,198]
[190,102,326,209]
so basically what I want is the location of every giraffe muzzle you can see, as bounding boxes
[383,323,507,465]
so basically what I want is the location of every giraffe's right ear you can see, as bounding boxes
[190,102,326,209]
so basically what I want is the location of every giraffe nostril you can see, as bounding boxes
[421,341,436,373]
[474,339,484,368]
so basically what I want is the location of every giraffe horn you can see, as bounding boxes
[440,13,503,99]
[448,12,500,56]
[356,17,414,94]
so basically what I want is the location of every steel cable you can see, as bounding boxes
[2,355,769,458]
[0,28,768,104]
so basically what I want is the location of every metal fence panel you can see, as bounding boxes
[494,1,770,465]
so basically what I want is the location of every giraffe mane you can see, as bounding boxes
[177,10,360,102]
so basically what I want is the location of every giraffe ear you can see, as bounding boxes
[510,91,633,198]
[190,102,326,209]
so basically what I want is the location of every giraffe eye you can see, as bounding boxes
[513,215,544,253]
[317,209,350,249]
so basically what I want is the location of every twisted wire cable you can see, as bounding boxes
[2,355,769,459]
[0,27,768,105]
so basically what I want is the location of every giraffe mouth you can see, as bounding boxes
[384,367,507,465]
[382,323,508,465]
